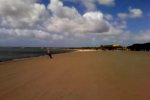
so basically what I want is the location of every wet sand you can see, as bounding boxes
[0,51,150,100]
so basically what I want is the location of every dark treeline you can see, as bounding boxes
[127,43,150,51]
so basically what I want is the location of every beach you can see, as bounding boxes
[0,51,150,100]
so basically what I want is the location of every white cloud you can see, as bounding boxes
[134,30,150,42]
[104,14,113,21]
[70,0,115,11]
[0,28,64,40]
[48,0,80,19]
[118,8,143,19]
[46,0,110,33]
[118,13,128,19]
[109,30,150,45]
[98,0,115,6]
[129,8,143,18]
[0,0,48,28]
[81,0,96,11]
[0,0,147,46]
[0,0,115,46]
[113,20,127,29]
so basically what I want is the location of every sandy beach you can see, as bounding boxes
[0,51,150,100]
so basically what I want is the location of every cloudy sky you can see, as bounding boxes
[0,0,150,47]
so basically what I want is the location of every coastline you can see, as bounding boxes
[0,54,45,63]
[0,49,149,63]
[0,48,75,62]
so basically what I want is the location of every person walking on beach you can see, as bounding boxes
[47,49,53,59]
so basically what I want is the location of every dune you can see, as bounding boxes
[0,51,150,100]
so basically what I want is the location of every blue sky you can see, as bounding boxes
[61,0,150,31]
[0,0,150,47]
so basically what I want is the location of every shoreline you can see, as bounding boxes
[0,54,45,63]
[0,50,149,63]
[0,49,75,63]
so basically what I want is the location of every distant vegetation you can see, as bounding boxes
[127,43,150,51]
[69,42,150,51]
[69,44,126,51]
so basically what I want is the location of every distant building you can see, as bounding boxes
[100,44,124,50]
[112,43,120,47]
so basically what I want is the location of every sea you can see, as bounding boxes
[0,47,73,62]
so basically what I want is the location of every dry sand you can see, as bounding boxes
[0,51,150,100]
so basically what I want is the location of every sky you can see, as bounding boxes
[0,0,150,47]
